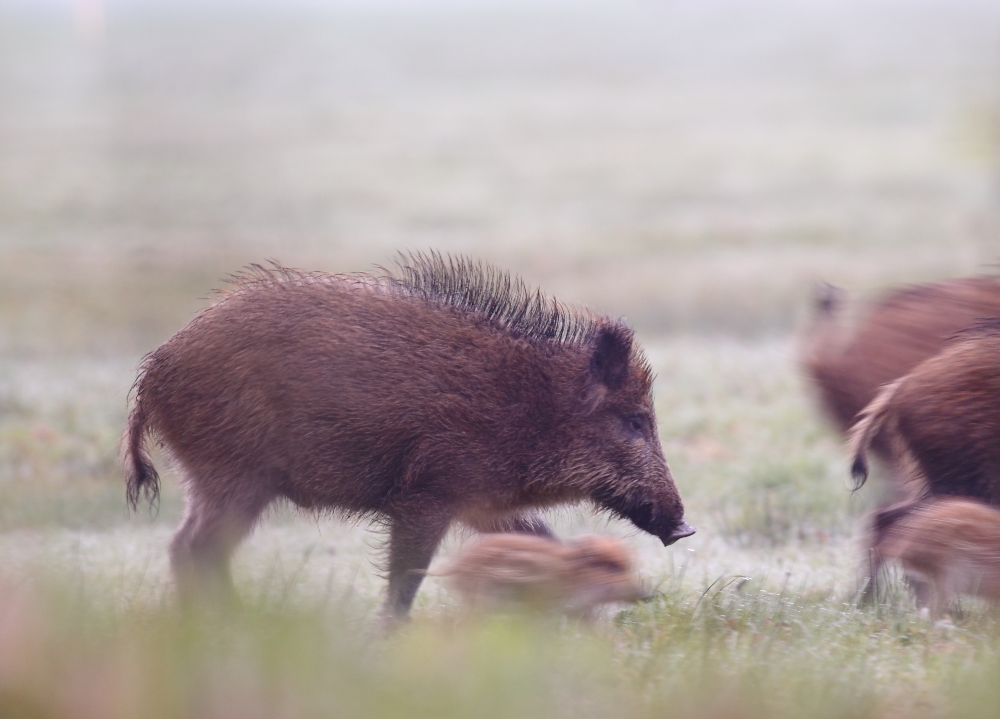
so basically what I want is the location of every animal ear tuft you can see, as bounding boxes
[590,326,632,391]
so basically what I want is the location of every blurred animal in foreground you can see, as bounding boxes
[122,254,692,623]
[849,325,1000,601]
[799,276,1000,492]
[432,534,649,615]
[867,498,1000,618]
[848,323,1000,504]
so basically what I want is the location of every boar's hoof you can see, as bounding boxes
[661,521,696,546]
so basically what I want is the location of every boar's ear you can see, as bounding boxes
[589,326,632,391]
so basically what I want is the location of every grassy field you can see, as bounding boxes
[3,0,1000,716]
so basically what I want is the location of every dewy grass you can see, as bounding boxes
[0,570,997,719]
[711,457,860,546]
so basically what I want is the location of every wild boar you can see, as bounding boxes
[799,276,1000,481]
[122,254,693,621]
[849,324,1000,601]
[867,498,1000,618]
[848,323,1000,504]
[432,533,648,614]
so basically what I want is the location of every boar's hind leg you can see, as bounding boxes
[381,515,453,623]
[170,482,274,605]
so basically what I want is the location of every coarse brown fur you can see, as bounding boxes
[431,533,648,614]
[848,326,1000,602]
[121,253,693,620]
[848,325,1000,504]
[845,378,906,491]
[799,276,1000,473]
[867,498,1000,617]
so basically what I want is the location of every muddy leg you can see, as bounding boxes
[170,484,273,606]
[380,516,452,626]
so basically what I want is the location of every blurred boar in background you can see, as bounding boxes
[799,276,1000,489]
[433,533,648,615]
[867,498,1000,618]
[122,254,693,621]
[848,323,1000,504]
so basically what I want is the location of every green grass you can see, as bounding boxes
[1,566,1000,719]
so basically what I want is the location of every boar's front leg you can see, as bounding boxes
[380,514,453,624]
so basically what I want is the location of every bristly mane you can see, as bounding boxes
[383,251,606,346]
[221,262,348,294]
[223,253,617,348]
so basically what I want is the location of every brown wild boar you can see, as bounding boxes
[848,323,1000,505]
[122,254,693,621]
[799,276,1000,481]
[867,498,1000,618]
[431,533,648,614]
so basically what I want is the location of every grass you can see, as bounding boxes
[3,1,1000,716]
[1,563,1000,719]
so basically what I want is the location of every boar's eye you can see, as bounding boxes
[621,414,648,440]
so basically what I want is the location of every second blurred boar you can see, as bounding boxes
[849,323,1000,504]
[799,276,1000,482]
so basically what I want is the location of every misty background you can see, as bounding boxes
[2,0,999,357]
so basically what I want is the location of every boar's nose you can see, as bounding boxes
[661,520,696,546]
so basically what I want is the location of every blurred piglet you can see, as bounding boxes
[868,498,1000,618]
[432,534,651,615]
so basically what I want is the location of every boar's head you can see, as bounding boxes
[568,325,694,547]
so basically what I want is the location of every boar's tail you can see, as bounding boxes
[847,378,902,489]
[121,397,160,512]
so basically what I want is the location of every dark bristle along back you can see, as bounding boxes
[221,261,333,296]
[383,251,602,346]
[217,254,649,374]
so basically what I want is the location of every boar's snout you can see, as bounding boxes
[660,520,696,546]
[595,490,693,548]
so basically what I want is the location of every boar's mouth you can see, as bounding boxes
[595,492,695,546]
[660,521,696,546]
